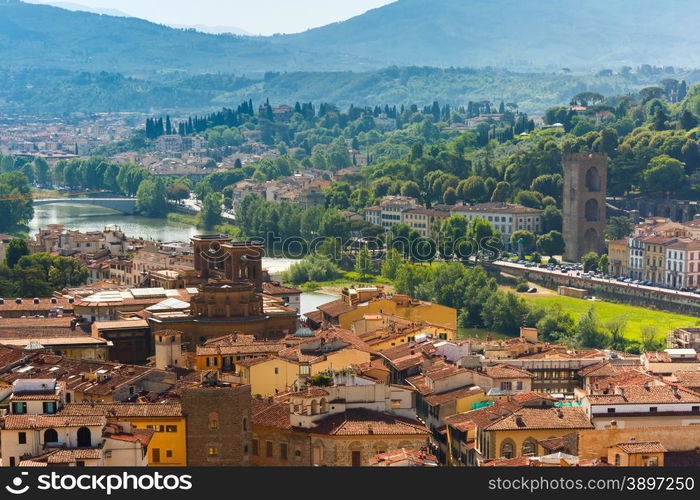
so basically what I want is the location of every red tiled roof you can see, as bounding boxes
[309,409,429,436]
[58,403,183,418]
[3,414,106,429]
[614,441,667,454]
[484,407,593,431]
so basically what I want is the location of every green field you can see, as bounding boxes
[525,295,700,340]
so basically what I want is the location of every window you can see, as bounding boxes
[208,447,219,457]
[607,408,616,414]
[693,406,700,413]
[165,425,177,433]
[18,432,26,444]
[649,407,658,413]
[516,381,523,391]
[76,461,85,467]
[65,393,71,403]
[522,440,537,457]
[295,450,302,462]
[44,428,58,443]
[351,451,362,467]
[152,448,161,463]
[43,401,56,414]
[500,381,512,391]
[12,402,27,415]
[274,367,279,375]
[615,454,621,466]
[266,441,273,458]
[280,443,288,460]
[252,439,259,456]
[147,425,164,432]
[500,440,515,459]
[208,412,219,430]
[299,365,310,375]
[166,450,173,458]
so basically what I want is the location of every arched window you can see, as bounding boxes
[319,398,328,413]
[522,439,537,457]
[209,411,219,430]
[585,167,601,192]
[310,399,319,415]
[585,199,600,222]
[77,427,91,447]
[242,417,247,432]
[615,453,621,466]
[44,428,58,444]
[500,439,515,459]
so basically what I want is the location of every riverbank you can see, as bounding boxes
[166,213,241,238]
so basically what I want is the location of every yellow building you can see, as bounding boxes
[238,330,371,397]
[351,314,457,352]
[194,333,285,372]
[607,441,666,466]
[58,403,186,466]
[607,238,629,277]
[474,406,593,462]
[319,291,457,331]
[642,236,676,283]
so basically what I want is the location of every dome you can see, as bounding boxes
[294,327,314,338]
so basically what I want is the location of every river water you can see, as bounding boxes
[30,203,340,313]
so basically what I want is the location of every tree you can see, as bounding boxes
[536,306,575,343]
[400,181,421,200]
[640,325,663,352]
[680,109,698,131]
[199,193,223,228]
[135,178,167,217]
[582,252,599,272]
[354,246,374,280]
[443,186,457,205]
[166,182,190,203]
[0,171,33,230]
[643,155,685,196]
[33,157,50,186]
[536,231,565,257]
[4,238,29,268]
[575,307,609,348]
[490,181,510,203]
[542,205,563,232]
[598,254,609,274]
[481,291,532,336]
[513,190,542,209]
[510,230,536,254]
[381,248,404,280]
[457,176,488,203]
[605,216,631,240]
[605,317,628,351]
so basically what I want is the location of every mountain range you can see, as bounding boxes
[2,0,700,76]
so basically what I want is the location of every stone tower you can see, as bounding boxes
[154,329,183,370]
[182,380,252,466]
[562,153,608,262]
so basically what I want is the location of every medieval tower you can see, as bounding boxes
[562,153,608,262]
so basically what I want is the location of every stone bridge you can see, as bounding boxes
[33,198,138,215]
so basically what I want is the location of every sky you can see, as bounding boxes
[25,0,397,35]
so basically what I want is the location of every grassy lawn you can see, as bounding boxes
[525,295,700,340]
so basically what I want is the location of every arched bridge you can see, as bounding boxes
[33,198,137,215]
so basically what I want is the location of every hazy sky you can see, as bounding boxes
[27,0,396,35]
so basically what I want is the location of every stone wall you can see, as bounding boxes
[579,426,700,461]
[485,262,700,316]
[181,384,252,466]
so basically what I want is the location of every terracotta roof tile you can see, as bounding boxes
[614,441,667,454]
[484,407,593,431]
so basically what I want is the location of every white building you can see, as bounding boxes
[364,196,420,229]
